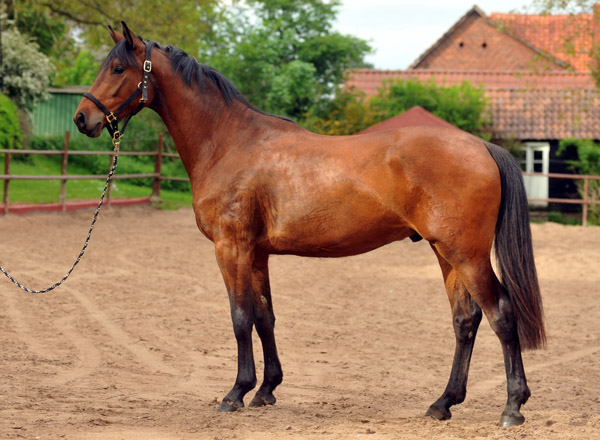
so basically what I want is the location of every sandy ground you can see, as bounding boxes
[0,206,599,440]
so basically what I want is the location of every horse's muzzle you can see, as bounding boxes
[74,111,103,138]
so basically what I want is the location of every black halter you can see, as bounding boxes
[83,41,153,143]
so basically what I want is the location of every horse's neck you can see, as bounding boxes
[150,79,261,179]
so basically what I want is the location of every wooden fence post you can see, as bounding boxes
[582,176,589,227]
[151,133,163,202]
[3,146,9,215]
[60,130,70,212]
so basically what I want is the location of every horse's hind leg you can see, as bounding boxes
[426,248,482,421]
[248,254,283,408]
[485,281,531,427]
[458,260,531,427]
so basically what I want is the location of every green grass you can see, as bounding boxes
[1,154,192,209]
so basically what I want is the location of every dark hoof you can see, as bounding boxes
[499,411,525,427]
[217,399,243,412]
[425,405,452,421]
[249,393,276,408]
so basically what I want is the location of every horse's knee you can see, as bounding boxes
[452,299,482,342]
[453,303,482,340]
[231,306,254,341]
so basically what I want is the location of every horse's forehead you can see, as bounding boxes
[102,39,139,69]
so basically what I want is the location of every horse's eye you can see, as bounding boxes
[113,65,125,75]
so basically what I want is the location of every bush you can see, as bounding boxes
[558,138,600,225]
[370,78,492,139]
[0,93,22,149]
[0,26,55,113]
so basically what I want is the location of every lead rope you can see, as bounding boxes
[0,138,121,294]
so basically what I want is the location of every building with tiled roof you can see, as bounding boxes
[347,6,600,142]
[346,69,600,140]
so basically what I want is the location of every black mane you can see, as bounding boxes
[103,38,293,123]
[162,42,245,108]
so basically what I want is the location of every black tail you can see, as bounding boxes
[484,142,546,350]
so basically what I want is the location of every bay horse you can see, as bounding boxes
[74,22,545,427]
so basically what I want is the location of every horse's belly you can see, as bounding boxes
[265,208,414,257]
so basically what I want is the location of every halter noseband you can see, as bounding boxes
[83,41,153,144]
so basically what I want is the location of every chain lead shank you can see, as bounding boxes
[1,39,152,293]
[0,140,121,294]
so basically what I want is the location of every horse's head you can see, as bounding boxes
[74,22,154,139]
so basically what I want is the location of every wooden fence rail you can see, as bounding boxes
[0,132,187,215]
[1,133,600,225]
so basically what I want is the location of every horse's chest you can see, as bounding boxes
[193,192,259,242]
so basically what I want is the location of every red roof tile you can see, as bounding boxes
[345,69,600,140]
[490,11,598,72]
[358,106,458,134]
[346,69,596,97]
[486,88,600,140]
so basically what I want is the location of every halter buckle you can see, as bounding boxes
[106,112,117,123]
[143,60,152,73]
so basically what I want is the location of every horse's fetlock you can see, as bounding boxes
[238,376,257,393]
[508,382,530,405]
[268,369,283,388]
[450,389,467,405]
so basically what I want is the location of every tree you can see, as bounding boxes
[53,50,100,86]
[531,0,596,13]
[6,0,70,57]
[209,0,371,120]
[0,25,55,113]
[27,0,221,57]
[370,78,491,138]
[303,87,376,135]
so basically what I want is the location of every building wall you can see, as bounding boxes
[415,14,564,71]
[32,92,84,136]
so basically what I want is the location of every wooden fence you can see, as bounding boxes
[0,132,186,215]
[1,133,600,226]
[522,172,600,227]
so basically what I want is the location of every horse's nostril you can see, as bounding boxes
[76,112,86,126]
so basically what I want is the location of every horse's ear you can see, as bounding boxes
[121,21,139,50]
[108,25,123,44]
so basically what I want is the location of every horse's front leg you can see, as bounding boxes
[248,254,283,408]
[214,240,257,412]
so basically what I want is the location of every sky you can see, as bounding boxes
[333,1,537,70]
